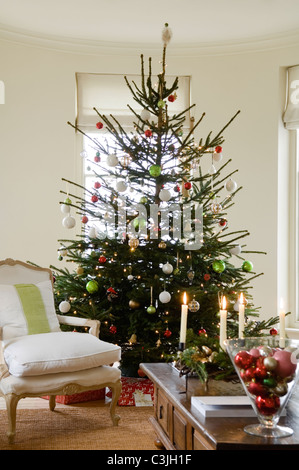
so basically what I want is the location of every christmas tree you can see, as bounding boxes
[52,24,278,380]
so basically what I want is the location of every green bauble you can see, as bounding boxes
[86,280,99,294]
[147,305,156,314]
[173,267,181,276]
[140,196,148,204]
[158,99,165,108]
[263,376,277,388]
[133,217,146,229]
[212,260,226,273]
[149,164,162,177]
[242,260,253,272]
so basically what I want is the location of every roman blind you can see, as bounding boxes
[76,72,191,132]
[283,65,299,130]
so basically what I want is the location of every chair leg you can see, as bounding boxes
[49,395,56,411]
[109,380,121,426]
[5,393,20,444]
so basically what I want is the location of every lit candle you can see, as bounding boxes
[279,298,285,348]
[179,292,188,350]
[238,293,245,339]
[220,296,227,350]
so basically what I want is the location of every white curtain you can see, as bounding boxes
[283,65,299,130]
[76,72,191,132]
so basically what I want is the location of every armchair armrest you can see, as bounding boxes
[0,327,10,379]
[57,315,100,337]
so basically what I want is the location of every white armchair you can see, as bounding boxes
[0,258,122,444]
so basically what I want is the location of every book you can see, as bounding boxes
[191,395,269,418]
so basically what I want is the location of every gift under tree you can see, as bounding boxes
[52,24,278,379]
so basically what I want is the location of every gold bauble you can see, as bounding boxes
[158,241,167,249]
[129,238,139,248]
[76,267,84,275]
[129,300,140,309]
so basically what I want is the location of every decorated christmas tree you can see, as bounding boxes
[52,24,278,380]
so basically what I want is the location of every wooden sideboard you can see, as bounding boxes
[140,362,299,450]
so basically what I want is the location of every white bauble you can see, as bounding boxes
[162,262,173,275]
[225,178,238,193]
[209,164,217,175]
[116,180,127,192]
[230,244,242,256]
[159,189,171,202]
[141,108,151,121]
[88,227,97,238]
[213,152,222,162]
[80,149,88,158]
[62,215,76,229]
[106,154,119,167]
[127,275,134,281]
[159,291,171,303]
[59,300,71,313]
[234,301,240,312]
[60,203,71,214]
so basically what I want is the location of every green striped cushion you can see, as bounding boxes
[0,281,61,340]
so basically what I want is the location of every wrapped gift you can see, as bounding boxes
[43,388,106,404]
[107,377,154,406]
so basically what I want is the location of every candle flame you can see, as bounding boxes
[222,296,226,310]
[239,292,244,304]
[183,292,187,305]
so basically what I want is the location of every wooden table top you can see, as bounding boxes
[140,362,299,450]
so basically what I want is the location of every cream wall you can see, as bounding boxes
[0,35,298,324]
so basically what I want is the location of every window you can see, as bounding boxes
[283,66,299,328]
[76,72,191,238]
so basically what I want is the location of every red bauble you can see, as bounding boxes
[203,274,211,281]
[94,155,101,162]
[164,329,172,338]
[91,195,98,203]
[269,328,278,336]
[109,325,117,334]
[168,94,175,102]
[138,368,146,378]
[234,351,254,369]
[96,121,103,129]
[243,367,256,382]
[253,365,268,380]
[256,395,280,416]
[247,381,267,397]
[98,256,107,264]
[219,218,227,227]
[273,350,297,378]
[145,129,152,138]
[174,184,180,193]
[184,182,192,190]
[82,216,88,224]
[198,328,207,336]
[94,181,101,189]
[215,146,222,153]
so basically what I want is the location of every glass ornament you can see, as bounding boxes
[226,337,299,438]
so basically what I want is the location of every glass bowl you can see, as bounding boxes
[225,337,299,438]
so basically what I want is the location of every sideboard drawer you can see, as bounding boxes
[156,390,169,435]
[193,430,214,450]
[173,409,187,450]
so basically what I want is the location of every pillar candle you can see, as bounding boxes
[179,292,188,349]
[238,293,245,339]
[279,298,285,348]
[220,296,227,350]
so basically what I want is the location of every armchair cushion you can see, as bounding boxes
[0,281,61,340]
[4,331,121,377]
[0,365,121,396]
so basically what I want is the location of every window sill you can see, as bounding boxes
[286,328,299,339]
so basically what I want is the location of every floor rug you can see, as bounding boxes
[0,404,157,450]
